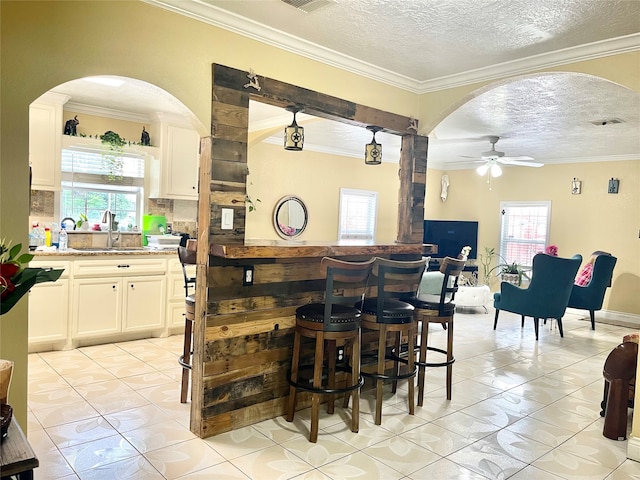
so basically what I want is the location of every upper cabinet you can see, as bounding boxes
[29,93,69,191]
[149,114,199,200]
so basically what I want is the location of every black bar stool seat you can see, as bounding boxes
[286,257,374,443]
[357,257,426,426]
[404,256,465,405]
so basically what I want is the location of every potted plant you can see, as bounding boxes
[499,262,529,286]
[1,240,64,439]
[76,213,88,230]
[479,246,530,287]
[99,130,126,180]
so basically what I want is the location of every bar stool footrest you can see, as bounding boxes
[178,354,193,370]
[361,353,417,381]
[288,364,364,395]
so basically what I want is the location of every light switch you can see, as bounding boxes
[221,208,233,229]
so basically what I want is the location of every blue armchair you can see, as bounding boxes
[568,253,617,330]
[493,253,582,340]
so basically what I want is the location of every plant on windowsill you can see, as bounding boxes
[99,130,126,181]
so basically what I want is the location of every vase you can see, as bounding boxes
[501,273,520,286]
[0,359,14,442]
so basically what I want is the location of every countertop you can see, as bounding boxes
[32,247,178,257]
[210,242,434,259]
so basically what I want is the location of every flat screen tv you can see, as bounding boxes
[423,220,478,260]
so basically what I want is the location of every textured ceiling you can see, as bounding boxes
[49,1,640,170]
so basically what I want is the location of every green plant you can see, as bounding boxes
[99,130,126,180]
[479,246,530,286]
[246,195,261,212]
[76,213,88,228]
[0,241,63,314]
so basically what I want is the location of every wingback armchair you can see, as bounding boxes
[568,253,617,330]
[493,253,582,340]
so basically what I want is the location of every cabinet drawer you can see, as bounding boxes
[73,258,168,277]
[29,260,71,279]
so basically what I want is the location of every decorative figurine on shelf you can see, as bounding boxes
[63,115,79,136]
[141,126,151,146]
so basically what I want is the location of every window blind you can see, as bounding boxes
[338,188,377,242]
[499,201,551,268]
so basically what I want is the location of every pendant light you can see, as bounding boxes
[365,126,382,165]
[284,106,304,151]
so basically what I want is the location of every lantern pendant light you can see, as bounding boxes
[365,126,383,165]
[284,106,304,151]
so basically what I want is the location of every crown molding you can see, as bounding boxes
[418,34,640,93]
[64,102,151,124]
[145,0,640,94]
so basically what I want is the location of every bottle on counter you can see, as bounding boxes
[44,227,51,247]
[29,223,39,251]
[59,224,68,251]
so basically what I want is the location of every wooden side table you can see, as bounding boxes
[0,417,39,479]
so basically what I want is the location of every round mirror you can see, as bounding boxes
[273,195,308,240]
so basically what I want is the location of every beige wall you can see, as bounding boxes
[426,160,640,315]
[246,142,399,243]
[1,0,638,426]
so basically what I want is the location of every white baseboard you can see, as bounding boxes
[599,309,640,328]
[628,435,640,461]
[566,308,640,328]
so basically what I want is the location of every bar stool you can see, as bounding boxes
[356,257,426,425]
[405,257,465,405]
[177,246,196,404]
[286,257,374,443]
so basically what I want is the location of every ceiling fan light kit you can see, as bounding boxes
[466,136,543,180]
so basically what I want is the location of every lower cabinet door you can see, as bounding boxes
[73,278,121,337]
[29,280,69,344]
[123,276,166,332]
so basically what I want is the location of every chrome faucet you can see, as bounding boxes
[101,210,120,248]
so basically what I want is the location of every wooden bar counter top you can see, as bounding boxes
[209,241,433,259]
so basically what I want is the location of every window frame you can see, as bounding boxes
[498,200,551,269]
[338,188,378,244]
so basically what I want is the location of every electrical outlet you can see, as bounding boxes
[337,347,344,362]
[243,265,254,286]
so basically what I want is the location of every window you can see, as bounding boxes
[60,147,144,229]
[499,201,551,268]
[338,188,377,243]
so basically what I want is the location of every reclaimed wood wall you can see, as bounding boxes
[190,64,428,438]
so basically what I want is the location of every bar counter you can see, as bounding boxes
[191,242,435,438]
[209,241,433,259]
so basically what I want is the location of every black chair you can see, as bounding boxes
[177,246,196,404]
[286,257,374,443]
[494,253,581,340]
[405,256,466,405]
[356,257,426,425]
[568,252,617,330]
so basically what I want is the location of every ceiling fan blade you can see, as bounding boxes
[501,155,534,161]
[499,158,544,167]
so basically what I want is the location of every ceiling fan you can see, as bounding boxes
[463,136,543,177]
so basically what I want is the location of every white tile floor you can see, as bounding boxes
[26,309,639,479]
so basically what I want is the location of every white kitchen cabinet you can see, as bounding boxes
[123,276,166,332]
[73,277,122,337]
[29,93,69,191]
[72,257,167,341]
[28,259,71,350]
[149,117,199,200]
